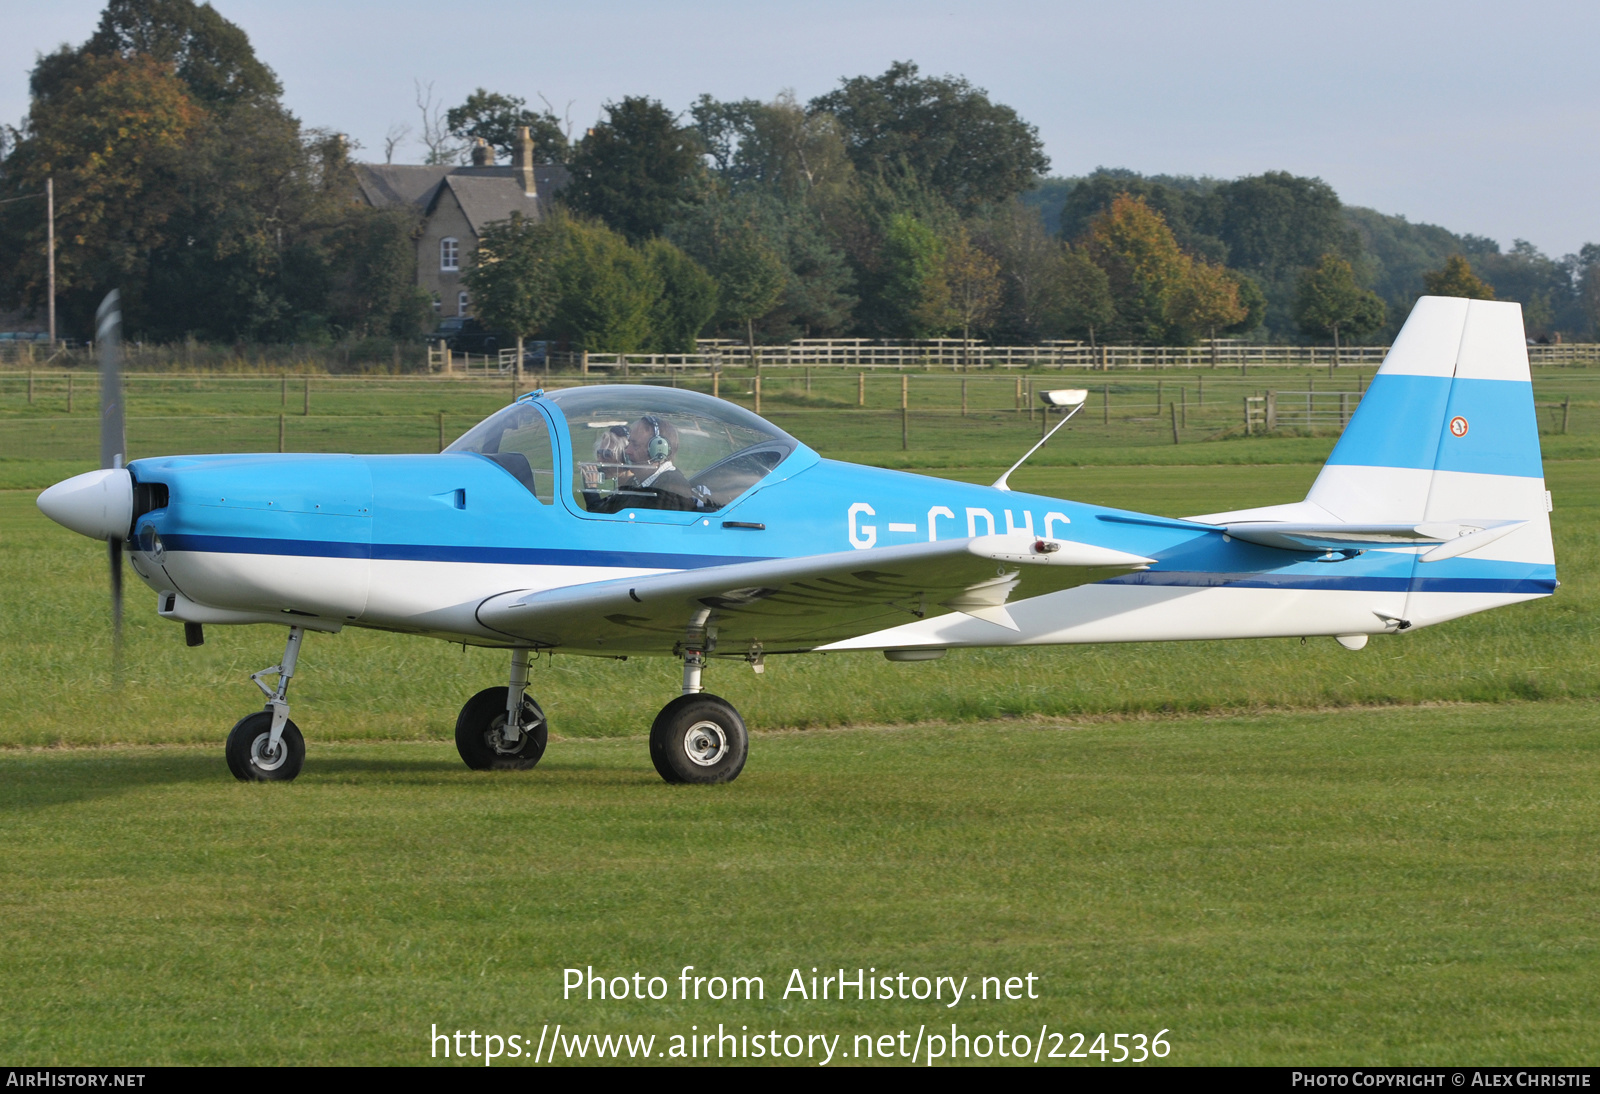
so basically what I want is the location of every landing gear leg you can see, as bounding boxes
[649,649,748,785]
[455,648,548,771]
[225,625,307,782]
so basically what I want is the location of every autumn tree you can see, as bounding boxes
[1294,253,1387,359]
[1168,259,1248,343]
[0,52,200,330]
[1421,254,1495,299]
[1082,194,1191,343]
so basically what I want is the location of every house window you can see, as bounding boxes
[440,238,459,271]
[458,291,470,316]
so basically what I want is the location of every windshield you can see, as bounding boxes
[443,400,556,503]
[544,385,797,515]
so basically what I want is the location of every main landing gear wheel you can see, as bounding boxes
[225,710,306,782]
[649,693,748,785]
[456,686,548,771]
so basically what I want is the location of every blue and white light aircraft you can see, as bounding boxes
[37,296,1557,784]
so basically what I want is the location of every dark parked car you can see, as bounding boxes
[430,317,502,354]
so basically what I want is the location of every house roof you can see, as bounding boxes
[354,163,571,236]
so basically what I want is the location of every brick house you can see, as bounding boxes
[353,126,569,319]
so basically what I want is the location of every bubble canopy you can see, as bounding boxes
[448,386,800,513]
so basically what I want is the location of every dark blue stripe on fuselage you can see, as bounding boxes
[160,534,1553,595]
[160,533,769,570]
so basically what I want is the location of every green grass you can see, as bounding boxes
[2,377,1598,1064]
[2,704,1598,1064]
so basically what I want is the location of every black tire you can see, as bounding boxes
[225,710,306,782]
[456,686,548,771]
[649,693,748,785]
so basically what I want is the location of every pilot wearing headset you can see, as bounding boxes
[581,414,698,512]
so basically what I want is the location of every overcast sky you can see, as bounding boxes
[4,0,1597,255]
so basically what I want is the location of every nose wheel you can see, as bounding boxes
[226,710,305,781]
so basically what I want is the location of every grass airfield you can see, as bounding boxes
[1,370,1597,1065]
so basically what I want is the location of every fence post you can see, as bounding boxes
[278,412,285,453]
[1244,396,1251,436]
[1562,396,1570,434]
[900,374,908,450]
[1266,390,1277,432]
[581,350,589,377]
[858,372,865,407]
[713,371,720,399]
[1170,401,1179,445]
[1015,375,1021,412]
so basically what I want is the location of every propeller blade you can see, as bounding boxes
[96,290,124,472]
[97,291,126,680]
[109,536,124,674]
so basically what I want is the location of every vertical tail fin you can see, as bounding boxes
[1308,297,1548,540]
[1188,296,1556,629]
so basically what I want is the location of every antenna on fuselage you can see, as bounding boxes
[992,389,1087,492]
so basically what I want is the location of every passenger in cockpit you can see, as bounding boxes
[580,415,698,512]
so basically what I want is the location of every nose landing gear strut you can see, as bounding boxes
[225,625,307,782]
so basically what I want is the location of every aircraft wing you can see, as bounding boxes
[475,533,1154,655]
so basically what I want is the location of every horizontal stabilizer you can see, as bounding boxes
[1221,519,1523,553]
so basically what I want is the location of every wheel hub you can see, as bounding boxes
[249,733,287,772]
[683,720,729,767]
[486,709,540,755]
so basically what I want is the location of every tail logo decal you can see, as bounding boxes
[1449,416,1469,438]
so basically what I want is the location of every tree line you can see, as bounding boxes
[3,0,1597,348]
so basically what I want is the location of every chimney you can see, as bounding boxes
[515,125,537,197]
[471,137,491,167]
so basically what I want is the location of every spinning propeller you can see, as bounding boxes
[35,291,130,673]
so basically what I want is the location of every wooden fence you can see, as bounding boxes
[493,340,1600,375]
